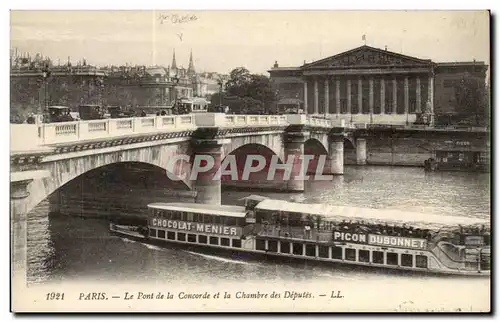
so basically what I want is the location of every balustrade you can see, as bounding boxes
[14,113,335,149]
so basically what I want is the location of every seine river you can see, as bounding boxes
[26,166,491,311]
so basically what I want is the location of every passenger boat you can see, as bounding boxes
[110,195,491,276]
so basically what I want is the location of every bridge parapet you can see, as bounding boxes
[37,115,196,145]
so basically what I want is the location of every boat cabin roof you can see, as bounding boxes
[255,199,489,230]
[48,106,71,110]
[148,202,247,218]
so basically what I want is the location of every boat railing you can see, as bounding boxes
[255,224,332,242]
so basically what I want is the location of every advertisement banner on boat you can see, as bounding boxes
[149,218,242,237]
[332,231,367,243]
[368,234,427,250]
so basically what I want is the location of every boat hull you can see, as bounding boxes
[110,227,490,278]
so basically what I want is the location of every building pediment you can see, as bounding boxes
[303,45,433,69]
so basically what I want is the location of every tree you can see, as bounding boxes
[222,67,278,113]
[454,77,489,125]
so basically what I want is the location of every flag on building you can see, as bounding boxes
[362,34,366,41]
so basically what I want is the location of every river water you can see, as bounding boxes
[25,166,491,311]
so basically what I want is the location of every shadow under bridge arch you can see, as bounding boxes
[220,143,287,187]
[304,138,330,175]
[44,161,192,218]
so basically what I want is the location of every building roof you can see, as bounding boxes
[145,67,167,76]
[148,202,247,217]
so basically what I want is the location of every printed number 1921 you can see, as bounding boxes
[46,292,65,300]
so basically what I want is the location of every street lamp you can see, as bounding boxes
[217,79,224,111]
[41,65,51,121]
[172,75,180,110]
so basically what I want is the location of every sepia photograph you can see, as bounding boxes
[8,8,491,313]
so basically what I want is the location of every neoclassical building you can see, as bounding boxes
[269,45,488,125]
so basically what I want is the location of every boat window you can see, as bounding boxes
[280,241,291,254]
[372,251,384,264]
[226,217,237,226]
[318,246,329,258]
[306,244,316,257]
[236,218,245,226]
[188,234,197,243]
[198,235,208,244]
[268,240,278,252]
[232,239,241,248]
[359,250,370,263]
[164,211,171,220]
[186,212,194,222]
[292,243,303,256]
[157,230,166,239]
[167,231,175,240]
[221,238,230,247]
[195,213,203,223]
[177,232,186,242]
[387,252,398,265]
[180,212,186,221]
[332,247,343,259]
[416,255,428,269]
[209,236,218,245]
[401,254,413,267]
[345,248,356,261]
[149,229,157,237]
[204,215,212,224]
[172,211,181,221]
[256,239,266,251]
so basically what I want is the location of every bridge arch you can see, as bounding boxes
[26,154,192,215]
[220,143,286,188]
[304,138,329,174]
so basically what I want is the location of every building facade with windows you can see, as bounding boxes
[269,45,488,125]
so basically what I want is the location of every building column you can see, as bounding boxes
[416,76,422,113]
[380,78,385,114]
[357,78,363,114]
[369,77,374,116]
[328,135,344,175]
[404,76,409,115]
[356,138,367,165]
[192,139,228,205]
[314,78,319,115]
[335,79,340,115]
[324,78,330,116]
[284,130,309,192]
[346,79,352,114]
[303,80,308,114]
[392,78,398,114]
[428,73,435,125]
[11,179,33,289]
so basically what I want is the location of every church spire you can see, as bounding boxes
[171,49,177,70]
[187,49,195,75]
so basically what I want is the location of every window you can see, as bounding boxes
[387,252,398,265]
[209,236,218,245]
[188,234,197,243]
[372,251,384,264]
[186,212,194,222]
[167,232,175,240]
[306,244,316,257]
[157,230,166,239]
[149,229,157,238]
[198,235,208,244]
[359,250,370,263]
[293,243,303,256]
[345,248,356,261]
[401,254,413,267]
[180,212,186,221]
[256,239,266,251]
[332,247,343,259]
[416,255,428,269]
[268,240,278,252]
[280,242,290,254]
[232,239,241,248]
[318,246,329,258]
[177,233,186,242]
[221,238,230,247]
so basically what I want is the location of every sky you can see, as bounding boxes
[10,10,490,75]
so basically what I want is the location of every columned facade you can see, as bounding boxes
[272,45,444,125]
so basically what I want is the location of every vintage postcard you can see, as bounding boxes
[9,9,491,313]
